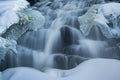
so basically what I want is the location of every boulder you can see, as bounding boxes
[0,37,16,71]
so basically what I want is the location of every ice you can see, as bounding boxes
[99,3,120,18]
[78,3,120,38]
[0,0,29,34]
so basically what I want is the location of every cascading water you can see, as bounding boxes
[1,0,120,77]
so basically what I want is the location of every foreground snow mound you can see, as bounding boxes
[0,0,29,34]
[2,59,120,80]
[2,67,59,80]
[65,59,120,80]
[46,59,120,80]
[78,3,120,38]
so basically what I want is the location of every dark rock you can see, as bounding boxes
[104,47,120,59]
[87,25,107,40]
[53,54,68,69]
[27,0,39,6]
[53,54,87,69]
[60,26,81,47]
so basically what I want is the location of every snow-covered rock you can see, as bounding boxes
[78,3,120,38]
[0,0,29,35]
[2,8,45,40]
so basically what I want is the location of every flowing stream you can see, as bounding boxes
[1,0,120,72]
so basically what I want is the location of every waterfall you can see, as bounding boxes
[0,0,120,77]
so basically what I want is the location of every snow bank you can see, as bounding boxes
[0,0,29,34]
[2,67,59,80]
[65,59,120,80]
[46,59,120,80]
[78,2,120,38]
[2,59,120,80]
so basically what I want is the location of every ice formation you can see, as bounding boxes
[0,0,29,34]
[78,3,120,38]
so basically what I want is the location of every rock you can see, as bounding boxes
[27,0,39,6]
[0,37,16,71]
[105,0,120,2]
[53,54,87,69]
[67,55,87,69]
[87,25,107,40]
[53,54,68,69]
[60,26,81,47]
[104,47,120,59]
[63,45,81,55]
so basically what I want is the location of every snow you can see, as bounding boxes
[65,59,120,80]
[2,59,120,80]
[1,8,45,40]
[99,2,120,37]
[45,59,120,80]
[78,2,120,38]
[78,4,102,36]
[0,0,29,34]
[2,67,59,80]
[99,3,120,18]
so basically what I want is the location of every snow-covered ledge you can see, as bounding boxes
[78,3,120,38]
[0,0,45,40]
[1,8,45,40]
